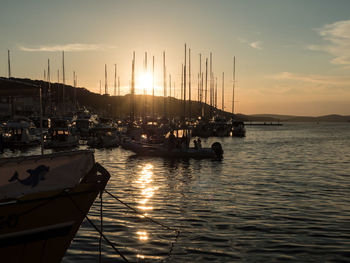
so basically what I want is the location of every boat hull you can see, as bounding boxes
[0,153,109,263]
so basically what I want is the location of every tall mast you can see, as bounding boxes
[44,70,46,81]
[152,56,155,119]
[189,48,191,119]
[210,52,212,108]
[144,52,147,118]
[183,43,186,120]
[205,58,208,117]
[99,80,102,95]
[105,64,108,95]
[232,56,235,115]
[8,50,11,78]
[199,53,201,103]
[73,71,77,109]
[62,51,65,114]
[47,59,51,115]
[222,72,224,111]
[118,76,120,96]
[163,51,166,118]
[201,72,204,117]
[181,64,183,111]
[114,64,117,96]
[131,51,135,122]
[215,76,217,110]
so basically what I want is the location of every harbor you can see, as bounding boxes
[1,0,350,262]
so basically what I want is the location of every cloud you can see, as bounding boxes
[271,72,350,89]
[308,19,350,65]
[249,41,262,50]
[18,43,116,52]
[237,37,262,50]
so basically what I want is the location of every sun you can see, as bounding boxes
[137,72,153,94]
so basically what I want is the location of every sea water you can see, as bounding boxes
[5,123,350,262]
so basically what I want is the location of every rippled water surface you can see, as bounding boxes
[6,123,350,262]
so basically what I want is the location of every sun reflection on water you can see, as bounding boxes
[134,163,159,243]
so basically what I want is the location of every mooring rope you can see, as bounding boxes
[66,193,129,262]
[99,191,103,263]
[104,189,180,234]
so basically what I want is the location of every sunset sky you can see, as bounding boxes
[1,0,350,116]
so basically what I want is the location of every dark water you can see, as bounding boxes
[5,123,350,262]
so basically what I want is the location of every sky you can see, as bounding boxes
[1,0,350,116]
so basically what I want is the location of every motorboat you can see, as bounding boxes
[121,129,223,159]
[231,120,246,137]
[45,118,79,149]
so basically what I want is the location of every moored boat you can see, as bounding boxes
[0,150,110,263]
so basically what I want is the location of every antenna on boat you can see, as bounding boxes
[232,56,235,115]
[8,50,11,78]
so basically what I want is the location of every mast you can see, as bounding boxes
[8,50,11,78]
[144,52,147,119]
[163,51,166,119]
[215,76,217,110]
[105,64,108,95]
[118,76,120,96]
[131,51,135,122]
[47,59,51,115]
[62,51,65,114]
[222,72,224,111]
[210,52,212,108]
[232,56,235,115]
[205,58,208,118]
[183,43,186,120]
[152,56,155,119]
[114,64,117,96]
[99,80,102,95]
[73,71,77,109]
[169,74,171,117]
[181,64,183,112]
[189,48,191,119]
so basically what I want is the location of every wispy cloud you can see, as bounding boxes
[308,19,350,65]
[249,41,262,50]
[238,37,262,50]
[271,72,350,87]
[18,43,116,52]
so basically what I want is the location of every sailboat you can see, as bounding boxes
[0,78,110,263]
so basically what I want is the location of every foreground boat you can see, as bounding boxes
[0,150,110,263]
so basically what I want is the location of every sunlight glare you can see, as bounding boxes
[137,72,153,94]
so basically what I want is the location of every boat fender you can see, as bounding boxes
[211,142,223,157]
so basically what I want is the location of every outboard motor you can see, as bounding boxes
[211,142,223,158]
